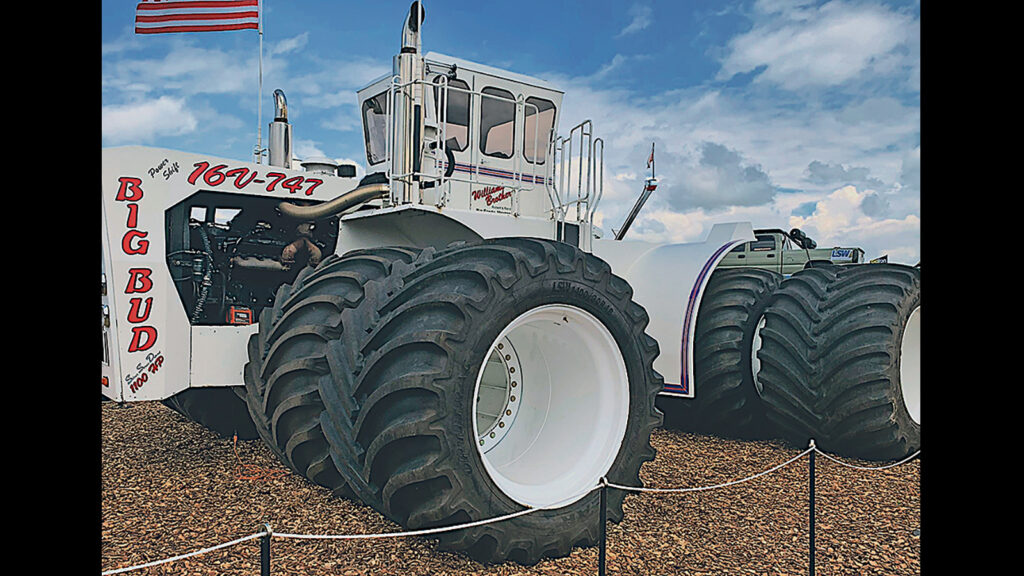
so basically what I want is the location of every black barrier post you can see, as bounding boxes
[260,523,272,576]
[598,478,608,576]
[809,441,816,576]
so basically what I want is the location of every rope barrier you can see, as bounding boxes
[274,483,603,540]
[606,446,814,494]
[100,443,920,574]
[101,531,266,575]
[813,447,921,471]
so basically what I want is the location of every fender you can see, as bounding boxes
[592,222,755,398]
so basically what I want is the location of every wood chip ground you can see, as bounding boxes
[102,401,920,575]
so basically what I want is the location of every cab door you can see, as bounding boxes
[747,233,781,273]
[471,82,519,214]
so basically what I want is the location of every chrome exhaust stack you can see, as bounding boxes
[391,1,426,204]
[268,89,293,169]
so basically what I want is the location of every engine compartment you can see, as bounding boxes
[165,191,339,325]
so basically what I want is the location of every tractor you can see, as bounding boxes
[101,2,920,564]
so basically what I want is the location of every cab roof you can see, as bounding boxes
[359,51,564,95]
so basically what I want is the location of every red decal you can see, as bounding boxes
[204,164,228,186]
[129,371,149,393]
[472,185,505,201]
[281,176,304,195]
[225,167,257,189]
[265,172,287,191]
[126,203,139,228]
[121,230,150,255]
[187,161,210,185]
[127,326,157,353]
[147,355,165,373]
[125,268,154,294]
[127,297,154,323]
[486,189,512,206]
[303,178,323,196]
[116,177,144,202]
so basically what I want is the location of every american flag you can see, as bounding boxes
[135,0,260,35]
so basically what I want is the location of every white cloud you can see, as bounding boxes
[270,33,309,56]
[102,97,197,144]
[719,1,916,89]
[617,4,653,37]
[786,185,920,262]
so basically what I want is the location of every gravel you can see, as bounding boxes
[102,401,920,575]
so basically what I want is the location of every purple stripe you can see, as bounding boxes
[671,240,744,395]
[447,162,551,184]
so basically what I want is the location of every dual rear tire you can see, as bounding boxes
[658,268,781,439]
[662,263,921,461]
[242,238,663,564]
[757,263,921,460]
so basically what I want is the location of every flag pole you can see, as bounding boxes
[255,0,264,164]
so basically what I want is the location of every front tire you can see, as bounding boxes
[320,238,663,564]
[242,247,422,498]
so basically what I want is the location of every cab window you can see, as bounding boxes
[433,78,470,151]
[362,91,389,165]
[750,235,777,251]
[480,87,515,159]
[523,97,556,164]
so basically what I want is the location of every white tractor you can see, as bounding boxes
[100,2,920,564]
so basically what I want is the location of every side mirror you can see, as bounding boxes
[337,164,357,178]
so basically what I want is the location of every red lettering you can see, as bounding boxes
[188,161,210,185]
[127,297,154,323]
[125,268,153,294]
[303,178,323,196]
[115,177,144,202]
[121,230,150,255]
[204,164,228,186]
[265,172,287,191]
[127,326,157,352]
[126,203,139,228]
[225,167,257,189]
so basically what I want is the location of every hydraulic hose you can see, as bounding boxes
[277,183,389,220]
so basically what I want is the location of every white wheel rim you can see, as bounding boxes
[900,306,921,424]
[751,314,767,397]
[472,304,630,508]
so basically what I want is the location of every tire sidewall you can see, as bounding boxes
[890,292,921,442]
[740,275,780,404]
[446,272,653,520]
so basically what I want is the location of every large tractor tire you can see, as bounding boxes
[314,238,663,564]
[162,387,258,439]
[757,263,921,460]
[242,247,422,499]
[658,268,782,439]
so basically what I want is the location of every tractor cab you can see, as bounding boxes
[357,52,564,219]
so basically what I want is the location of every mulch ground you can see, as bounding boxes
[102,401,920,575]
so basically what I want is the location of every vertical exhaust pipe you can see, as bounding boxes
[392,2,426,204]
[268,89,293,169]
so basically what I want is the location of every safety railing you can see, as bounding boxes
[101,439,919,575]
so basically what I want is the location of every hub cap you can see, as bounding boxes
[472,304,629,508]
[900,306,921,424]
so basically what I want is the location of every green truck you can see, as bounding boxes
[718,228,866,275]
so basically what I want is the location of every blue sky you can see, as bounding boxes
[102,0,921,263]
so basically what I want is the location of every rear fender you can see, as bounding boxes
[592,222,755,397]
